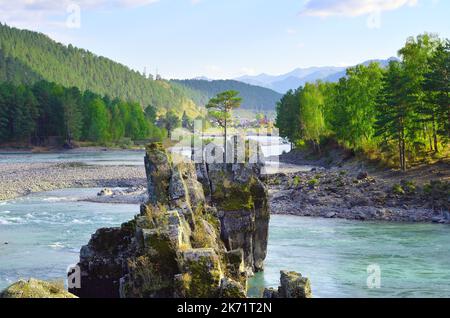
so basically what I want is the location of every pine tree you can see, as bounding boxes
[375,61,412,171]
[424,40,450,147]
[206,91,242,161]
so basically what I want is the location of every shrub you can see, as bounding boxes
[402,180,416,193]
[293,176,301,187]
[308,178,319,188]
[392,184,405,195]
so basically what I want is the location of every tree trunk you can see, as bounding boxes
[432,116,438,153]
[398,135,403,171]
[224,115,227,163]
[402,138,406,171]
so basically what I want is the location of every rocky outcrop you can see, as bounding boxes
[70,142,269,298]
[1,279,77,298]
[197,137,269,274]
[202,163,269,274]
[263,271,312,298]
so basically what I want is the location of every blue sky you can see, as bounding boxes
[1,0,449,79]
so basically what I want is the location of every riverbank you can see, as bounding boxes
[0,162,146,201]
[0,145,145,154]
[266,147,449,223]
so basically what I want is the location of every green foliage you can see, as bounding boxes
[0,80,164,145]
[0,23,200,116]
[392,184,406,195]
[299,82,328,150]
[293,176,301,187]
[181,111,193,130]
[275,33,449,171]
[402,180,417,193]
[308,178,319,188]
[157,110,181,138]
[145,105,158,124]
[423,40,450,147]
[206,91,242,128]
[206,91,242,159]
[275,89,301,143]
[329,63,384,149]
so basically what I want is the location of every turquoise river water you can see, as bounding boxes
[1,188,449,297]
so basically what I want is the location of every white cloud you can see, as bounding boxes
[301,0,418,17]
[0,0,159,30]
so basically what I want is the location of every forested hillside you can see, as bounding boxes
[0,23,200,117]
[276,34,449,170]
[0,80,166,146]
[172,79,282,111]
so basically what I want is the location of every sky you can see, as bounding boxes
[0,0,449,79]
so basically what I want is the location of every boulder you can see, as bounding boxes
[357,171,369,180]
[1,279,77,298]
[263,271,312,298]
[98,188,113,196]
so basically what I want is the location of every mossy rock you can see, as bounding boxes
[181,249,223,298]
[219,278,246,298]
[90,227,132,255]
[212,177,257,211]
[146,142,165,152]
[224,249,246,284]
[1,279,77,298]
[145,143,172,205]
[122,256,173,298]
[142,229,178,272]
[279,271,312,298]
[191,219,219,249]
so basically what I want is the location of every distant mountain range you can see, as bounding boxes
[234,58,399,93]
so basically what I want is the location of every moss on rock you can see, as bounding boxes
[180,249,223,298]
[1,279,77,298]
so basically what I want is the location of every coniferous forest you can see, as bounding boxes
[0,23,286,145]
[0,80,166,145]
[0,23,201,117]
[276,34,449,170]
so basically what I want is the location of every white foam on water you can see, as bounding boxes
[0,216,24,225]
[0,218,11,225]
[48,242,65,249]
[71,219,91,224]
[42,197,73,202]
[0,211,11,214]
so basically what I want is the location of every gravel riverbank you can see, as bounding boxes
[265,165,449,223]
[0,162,146,201]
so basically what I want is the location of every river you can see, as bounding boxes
[1,189,450,297]
[1,140,449,297]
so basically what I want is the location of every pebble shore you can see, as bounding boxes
[265,168,449,223]
[0,162,146,201]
